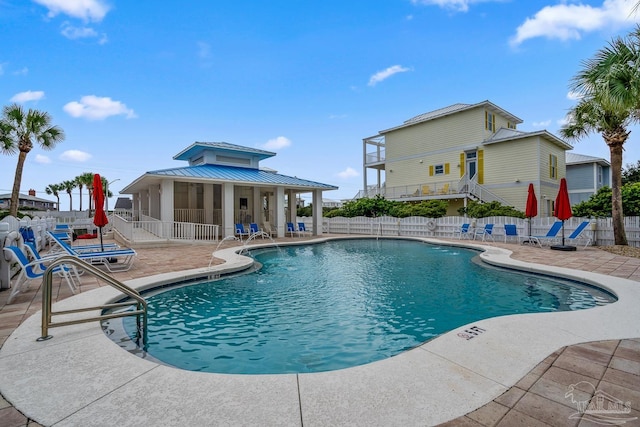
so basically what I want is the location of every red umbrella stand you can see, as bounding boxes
[525,183,538,237]
[551,178,575,251]
[92,174,109,252]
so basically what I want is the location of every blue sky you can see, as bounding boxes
[1,0,639,211]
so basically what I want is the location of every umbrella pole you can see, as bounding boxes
[561,220,565,246]
[99,226,104,251]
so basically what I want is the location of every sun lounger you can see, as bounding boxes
[566,221,592,248]
[524,221,563,247]
[454,223,471,239]
[235,223,250,241]
[3,245,78,304]
[47,231,136,272]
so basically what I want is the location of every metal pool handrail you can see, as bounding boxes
[38,255,147,347]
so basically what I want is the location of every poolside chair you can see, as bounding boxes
[421,185,432,196]
[454,223,471,239]
[24,241,83,282]
[47,231,137,272]
[503,224,521,243]
[566,221,592,248]
[474,224,494,242]
[297,222,311,236]
[249,223,265,239]
[525,221,563,247]
[439,183,450,195]
[3,245,78,304]
[286,222,299,237]
[235,223,250,241]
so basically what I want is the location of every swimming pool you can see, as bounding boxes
[114,239,614,374]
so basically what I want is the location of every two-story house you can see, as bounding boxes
[120,142,337,238]
[565,152,611,206]
[361,101,572,216]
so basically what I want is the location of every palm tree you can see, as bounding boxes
[44,183,62,211]
[0,104,65,217]
[76,172,94,212]
[561,26,640,245]
[61,180,76,211]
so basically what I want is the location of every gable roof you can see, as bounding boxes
[173,141,276,162]
[380,100,523,134]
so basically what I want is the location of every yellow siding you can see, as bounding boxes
[385,108,485,188]
[482,139,539,186]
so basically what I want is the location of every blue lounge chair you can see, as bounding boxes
[297,222,311,236]
[235,223,250,241]
[503,224,521,243]
[566,221,592,248]
[286,222,299,237]
[249,223,265,239]
[455,223,471,239]
[474,224,494,242]
[47,231,137,272]
[526,221,563,247]
[3,245,78,304]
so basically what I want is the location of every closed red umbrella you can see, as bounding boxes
[525,183,538,237]
[93,174,108,251]
[552,178,574,250]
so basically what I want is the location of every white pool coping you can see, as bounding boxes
[1,237,639,426]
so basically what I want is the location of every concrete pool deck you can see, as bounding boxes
[1,235,639,426]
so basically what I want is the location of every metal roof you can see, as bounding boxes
[566,152,610,166]
[122,164,337,192]
[379,100,523,134]
[173,141,276,161]
[483,128,573,150]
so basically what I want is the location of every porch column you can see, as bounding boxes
[274,186,285,237]
[287,189,297,223]
[160,179,174,222]
[204,184,214,224]
[149,185,160,220]
[222,182,235,238]
[312,189,323,236]
[252,187,261,226]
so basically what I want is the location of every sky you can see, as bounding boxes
[1,0,640,211]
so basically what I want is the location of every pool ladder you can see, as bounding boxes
[37,255,147,347]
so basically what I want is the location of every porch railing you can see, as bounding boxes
[112,215,219,243]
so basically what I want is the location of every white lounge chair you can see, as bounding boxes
[3,245,78,304]
[47,231,137,272]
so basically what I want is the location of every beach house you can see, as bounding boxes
[361,101,573,216]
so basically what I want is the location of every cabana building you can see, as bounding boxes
[120,142,338,238]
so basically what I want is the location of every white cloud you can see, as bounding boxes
[368,65,411,86]
[328,113,347,119]
[531,120,552,127]
[510,0,639,47]
[63,95,137,120]
[10,90,45,103]
[34,154,51,164]
[410,0,500,13]
[33,0,110,22]
[13,67,29,76]
[336,167,359,179]
[59,149,92,162]
[263,136,292,150]
[557,116,571,127]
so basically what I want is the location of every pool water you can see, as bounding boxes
[120,239,614,374]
